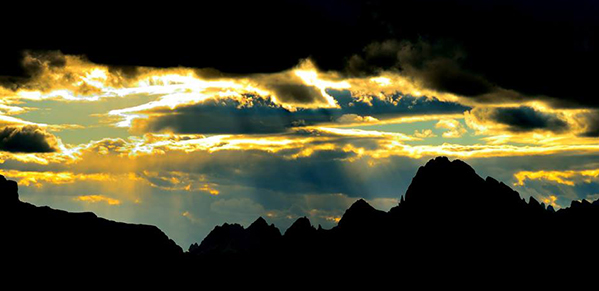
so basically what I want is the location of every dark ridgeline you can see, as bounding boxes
[187,157,599,275]
[0,175,183,269]
[3,156,599,279]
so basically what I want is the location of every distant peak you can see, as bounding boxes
[285,216,315,237]
[291,216,312,226]
[570,199,592,209]
[338,199,385,229]
[248,216,269,230]
[349,199,374,211]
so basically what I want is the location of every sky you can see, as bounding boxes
[1,0,599,248]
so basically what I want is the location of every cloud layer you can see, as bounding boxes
[0,43,598,250]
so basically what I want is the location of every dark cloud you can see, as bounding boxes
[331,89,470,118]
[131,90,468,134]
[22,50,67,75]
[135,98,295,134]
[347,40,496,98]
[0,125,59,153]
[265,83,324,105]
[337,0,599,108]
[0,50,67,90]
[107,65,141,80]
[488,107,569,133]
[2,1,598,107]
[579,111,599,137]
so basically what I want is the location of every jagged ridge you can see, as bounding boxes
[189,157,599,266]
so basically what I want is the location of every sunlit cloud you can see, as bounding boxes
[435,119,467,138]
[1,51,471,135]
[514,169,599,187]
[0,169,122,187]
[413,129,437,138]
[540,195,559,207]
[75,195,121,206]
[464,104,597,145]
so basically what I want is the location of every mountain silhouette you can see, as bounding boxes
[187,156,599,275]
[0,174,182,268]
[3,156,599,279]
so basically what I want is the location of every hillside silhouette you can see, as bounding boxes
[0,175,182,268]
[3,156,599,277]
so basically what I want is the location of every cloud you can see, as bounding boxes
[129,98,295,134]
[329,1,599,109]
[250,66,342,107]
[464,106,577,143]
[336,114,379,125]
[346,40,496,98]
[514,168,599,187]
[0,125,59,153]
[3,1,599,110]
[413,129,437,138]
[578,111,599,137]
[487,107,569,133]
[74,195,121,205]
[116,90,468,134]
[435,119,467,138]
[0,51,471,135]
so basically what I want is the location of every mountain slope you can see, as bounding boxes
[0,175,183,265]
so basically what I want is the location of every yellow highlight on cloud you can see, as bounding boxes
[514,169,599,186]
[75,195,121,205]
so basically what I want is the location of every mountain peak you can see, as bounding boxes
[0,175,19,204]
[284,216,316,239]
[349,199,374,211]
[246,216,282,239]
[403,156,486,208]
[286,216,313,232]
[248,216,269,230]
[337,199,386,230]
[422,156,476,176]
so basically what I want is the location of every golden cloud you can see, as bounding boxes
[435,119,467,138]
[0,51,473,132]
[413,129,437,138]
[74,195,121,206]
[514,169,599,186]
